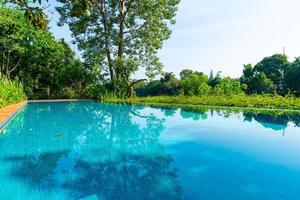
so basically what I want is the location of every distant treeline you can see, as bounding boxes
[135,54,300,97]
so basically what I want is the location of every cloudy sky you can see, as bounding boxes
[49,0,300,78]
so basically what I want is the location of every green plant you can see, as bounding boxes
[104,94,300,110]
[0,76,26,108]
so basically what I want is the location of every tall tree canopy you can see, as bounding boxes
[56,0,180,96]
[285,57,300,96]
[253,54,288,93]
[0,5,88,99]
[4,0,48,29]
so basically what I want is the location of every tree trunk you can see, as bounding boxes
[47,85,51,96]
[118,0,125,59]
[126,84,133,97]
[117,0,125,81]
[124,78,146,97]
[99,0,115,84]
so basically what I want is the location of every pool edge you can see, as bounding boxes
[0,101,27,133]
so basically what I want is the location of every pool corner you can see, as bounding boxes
[0,101,27,133]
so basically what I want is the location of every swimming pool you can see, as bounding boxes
[0,101,300,199]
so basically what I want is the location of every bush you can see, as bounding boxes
[0,76,26,108]
[105,94,300,110]
[212,77,244,95]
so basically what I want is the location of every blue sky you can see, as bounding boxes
[47,0,300,78]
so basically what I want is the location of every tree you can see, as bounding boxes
[182,73,210,96]
[57,0,180,97]
[179,69,193,80]
[208,70,213,82]
[248,72,275,94]
[0,6,88,98]
[135,80,162,96]
[0,6,28,79]
[284,57,300,96]
[240,64,254,93]
[4,0,48,29]
[160,72,181,96]
[253,54,288,93]
[208,70,222,87]
[212,77,244,95]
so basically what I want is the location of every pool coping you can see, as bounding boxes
[0,101,28,133]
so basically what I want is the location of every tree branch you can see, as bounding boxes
[130,78,147,87]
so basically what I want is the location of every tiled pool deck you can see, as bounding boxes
[0,101,27,131]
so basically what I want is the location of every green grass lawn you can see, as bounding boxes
[105,95,300,111]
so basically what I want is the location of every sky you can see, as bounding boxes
[47,0,300,78]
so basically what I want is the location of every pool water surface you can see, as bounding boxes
[0,102,300,200]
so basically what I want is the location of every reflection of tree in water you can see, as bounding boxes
[161,108,177,117]
[243,112,289,131]
[177,105,300,132]
[243,111,300,131]
[180,110,208,121]
[3,102,184,200]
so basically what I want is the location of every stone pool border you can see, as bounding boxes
[0,101,28,132]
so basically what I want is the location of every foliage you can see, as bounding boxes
[0,5,28,79]
[242,54,289,94]
[5,0,48,29]
[135,70,243,97]
[0,76,26,108]
[285,57,300,96]
[208,70,222,87]
[0,6,89,99]
[105,94,300,110]
[159,72,182,96]
[253,54,288,93]
[182,73,210,96]
[211,77,243,95]
[57,0,180,96]
[2,3,300,106]
[135,72,182,96]
[248,72,275,94]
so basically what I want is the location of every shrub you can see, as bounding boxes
[0,76,26,108]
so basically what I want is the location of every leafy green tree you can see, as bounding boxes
[0,6,28,79]
[179,69,193,80]
[182,73,210,96]
[248,72,275,94]
[284,57,300,96]
[253,54,288,93]
[4,0,48,29]
[135,80,162,96]
[160,72,182,96]
[135,72,181,96]
[208,70,222,87]
[212,77,244,95]
[57,0,180,97]
[240,64,254,93]
[0,5,88,99]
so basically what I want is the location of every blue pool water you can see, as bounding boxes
[0,101,300,200]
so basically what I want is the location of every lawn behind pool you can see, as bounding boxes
[105,95,300,111]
